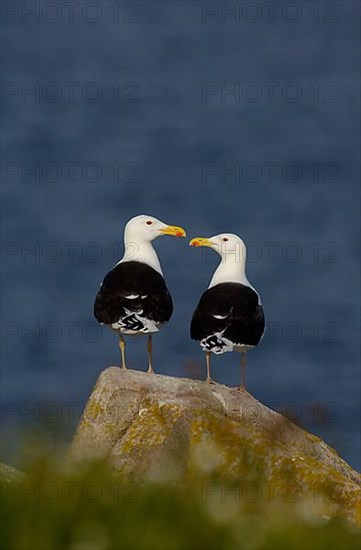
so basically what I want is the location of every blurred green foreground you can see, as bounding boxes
[1,448,360,550]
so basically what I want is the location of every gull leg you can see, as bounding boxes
[239,351,247,391]
[119,334,127,370]
[205,352,212,384]
[147,335,154,374]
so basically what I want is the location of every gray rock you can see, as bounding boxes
[0,463,26,483]
[67,367,361,523]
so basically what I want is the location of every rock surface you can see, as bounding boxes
[0,463,25,483]
[67,367,360,523]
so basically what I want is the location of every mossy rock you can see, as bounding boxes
[0,463,25,483]
[67,367,361,524]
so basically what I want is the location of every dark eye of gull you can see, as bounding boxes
[223,237,229,242]
[146,220,153,225]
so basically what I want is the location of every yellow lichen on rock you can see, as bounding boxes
[67,367,361,525]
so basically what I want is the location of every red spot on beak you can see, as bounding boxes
[192,240,199,247]
[176,230,183,237]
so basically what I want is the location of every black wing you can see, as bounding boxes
[94,261,173,327]
[190,283,265,347]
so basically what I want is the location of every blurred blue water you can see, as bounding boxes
[1,1,360,469]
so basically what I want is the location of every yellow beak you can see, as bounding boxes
[159,225,186,238]
[189,237,214,248]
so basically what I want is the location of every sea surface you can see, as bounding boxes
[1,1,360,469]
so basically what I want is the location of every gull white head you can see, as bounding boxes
[121,215,186,274]
[124,214,186,243]
[190,233,252,289]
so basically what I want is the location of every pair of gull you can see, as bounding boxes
[94,215,265,390]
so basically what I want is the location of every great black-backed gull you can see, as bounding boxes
[189,233,265,389]
[94,215,186,372]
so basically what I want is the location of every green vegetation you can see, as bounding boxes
[1,449,360,550]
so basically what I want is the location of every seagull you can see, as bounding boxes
[189,233,265,390]
[94,215,186,373]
